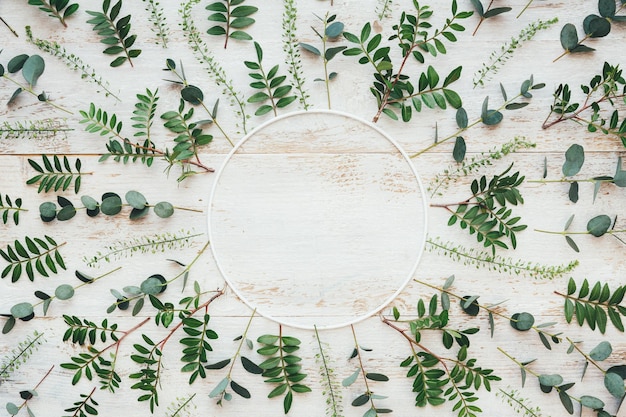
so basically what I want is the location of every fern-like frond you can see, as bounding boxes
[0,235,66,282]
[26,155,84,194]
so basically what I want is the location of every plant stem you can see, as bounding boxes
[350,324,377,411]
[472,0,495,36]
[2,74,72,114]
[516,0,533,18]
[314,325,340,416]
[1,16,18,37]
[565,337,607,375]
[553,33,591,63]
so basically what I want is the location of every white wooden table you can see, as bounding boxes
[1,1,625,416]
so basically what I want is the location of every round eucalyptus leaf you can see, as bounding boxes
[55,284,75,300]
[10,302,34,319]
[598,0,616,17]
[81,195,99,210]
[22,55,45,87]
[0,64,4,76]
[125,190,148,209]
[140,274,167,295]
[538,373,563,387]
[482,110,503,126]
[154,201,174,218]
[587,214,612,237]
[510,312,534,331]
[456,107,468,129]
[604,372,626,398]
[560,23,579,50]
[583,15,611,38]
[580,395,605,410]
[39,201,57,222]
[562,144,584,177]
[7,54,29,73]
[181,85,204,105]
[325,21,344,38]
[453,137,466,163]
[6,403,19,415]
[129,206,150,220]
[57,205,77,221]
[589,340,612,361]
[101,195,122,215]
[460,296,479,316]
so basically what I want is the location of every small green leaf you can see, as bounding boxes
[560,23,579,50]
[562,144,584,176]
[604,372,625,398]
[11,302,34,319]
[55,284,75,300]
[538,374,563,387]
[587,215,611,237]
[300,43,321,56]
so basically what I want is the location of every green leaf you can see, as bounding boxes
[343,369,360,387]
[55,284,75,300]
[562,144,584,176]
[587,215,611,237]
[209,377,229,398]
[300,43,321,56]
[604,372,625,398]
[453,137,466,163]
[7,54,29,73]
[154,202,174,218]
[365,372,389,381]
[538,374,563,387]
[589,341,612,361]
[22,54,45,86]
[326,21,344,38]
[11,302,34,319]
[560,23,579,50]
[580,395,605,410]
[125,190,147,209]
[511,312,534,331]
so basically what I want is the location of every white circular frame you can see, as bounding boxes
[208,110,428,329]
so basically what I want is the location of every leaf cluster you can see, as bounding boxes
[63,391,99,417]
[257,334,311,414]
[470,0,511,35]
[161,98,213,163]
[207,0,258,47]
[129,334,163,412]
[558,0,626,57]
[343,343,391,417]
[107,274,168,315]
[27,155,83,194]
[86,0,141,67]
[207,354,262,404]
[0,193,23,226]
[180,313,219,384]
[445,164,526,253]
[1,235,65,283]
[245,42,297,116]
[27,0,78,27]
[554,213,622,252]
[1,54,48,105]
[563,278,626,333]
[342,1,471,121]
[543,62,626,146]
[39,191,175,222]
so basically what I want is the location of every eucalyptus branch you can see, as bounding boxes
[25,26,121,101]
[4,365,54,417]
[1,71,72,114]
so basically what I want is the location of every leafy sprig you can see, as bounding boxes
[314,326,343,417]
[0,331,45,382]
[1,235,66,282]
[245,42,297,116]
[342,1,472,122]
[257,329,311,414]
[300,13,346,109]
[282,0,310,109]
[0,117,71,139]
[497,388,544,417]
[206,0,258,48]
[470,0,512,35]
[535,214,626,252]
[27,0,79,27]
[142,0,170,47]
[557,278,626,334]
[27,155,84,194]
[5,365,53,417]
[0,193,25,225]
[86,0,141,67]
[63,388,99,417]
[542,62,626,147]
[432,164,526,253]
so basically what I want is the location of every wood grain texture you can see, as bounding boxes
[1,0,626,417]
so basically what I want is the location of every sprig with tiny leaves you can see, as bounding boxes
[376,0,393,20]
[426,236,578,280]
[142,0,170,47]
[207,311,262,406]
[300,13,346,109]
[473,18,557,88]
[342,325,391,417]
[86,0,141,67]
[314,326,343,417]
[0,117,72,139]
[27,0,78,27]
[431,163,526,254]
[282,0,310,109]
[206,0,258,48]
[497,388,544,417]
[256,328,312,414]
[0,331,45,383]
[245,42,297,116]
[499,347,617,417]
[342,1,472,122]
[542,62,626,147]
[557,277,626,334]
